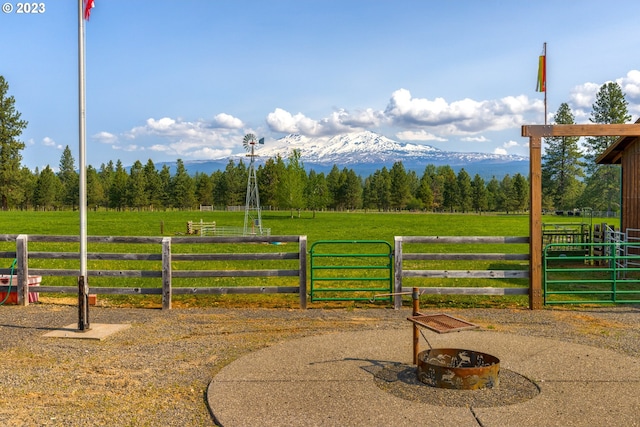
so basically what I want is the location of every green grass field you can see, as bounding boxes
[1,209,617,240]
[0,210,621,309]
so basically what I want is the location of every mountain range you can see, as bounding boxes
[161,131,530,179]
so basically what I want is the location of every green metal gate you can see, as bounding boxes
[309,240,393,302]
[543,242,640,304]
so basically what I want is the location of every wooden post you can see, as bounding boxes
[162,237,172,310]
[412,287,420,365]
[78,275,90,330]
[529,135,543,309]
[298,235,307,309]
[393,236,403,310]
[16,235,28,306]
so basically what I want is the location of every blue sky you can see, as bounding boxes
[3,0,640,171]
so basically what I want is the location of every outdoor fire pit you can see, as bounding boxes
[404,289,501,390]
[416,347,500,390]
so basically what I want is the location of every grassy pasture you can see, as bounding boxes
[0,210,620,308]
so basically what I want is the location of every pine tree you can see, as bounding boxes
[86,165,105,208]
[158,165,172,209]
[343,168,362,210]
[58,146,79,209]
[128,160,148,210]
[171,159,196,209]
[326,165,342,210]
[582,82,630,213]
[389,161,410,209]
[34,165,62,210]
[195,172,214,207]
[305,169,329,218]
[109,160,129,210]
[0,76,28,210]
[143,159,164,209]
[98,161,115,209]
[542,103,585,210]
[372,167,391,211]
[257,156,284,209]
[18,166,37,210]
[512,173,529,212]
[279,150,307,217]
[456,168,472,213]
[424,165,444,211]
[470,174,488,213]
[500,174,516,213]
[439,166,457,212]
[485,176,500,211]
[416,168,434,211]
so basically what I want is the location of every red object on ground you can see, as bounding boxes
[0,275,41,304]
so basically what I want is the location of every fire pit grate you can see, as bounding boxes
[407,313,478,334]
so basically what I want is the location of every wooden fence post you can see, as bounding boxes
[16,234,28,306]
[394,236,403,310]
[298,235,307,309]
[529,135,543,309]
[162,237,172,310]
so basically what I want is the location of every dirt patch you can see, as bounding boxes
[0,303,638,426]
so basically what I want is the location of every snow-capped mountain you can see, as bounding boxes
[164,131,529,179]
[252,131,526,166]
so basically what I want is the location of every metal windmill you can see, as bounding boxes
[243,133,264,235]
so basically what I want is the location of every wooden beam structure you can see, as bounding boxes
[522,123,640,309]
[523,124,640,138]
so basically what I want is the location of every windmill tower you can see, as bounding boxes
[243,133,263,235]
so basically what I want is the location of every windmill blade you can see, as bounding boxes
[243,133,257,152]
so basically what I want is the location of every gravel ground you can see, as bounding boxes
[0,302,638,426]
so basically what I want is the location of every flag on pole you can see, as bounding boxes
[84,0,95,20]
[536,54,546,92]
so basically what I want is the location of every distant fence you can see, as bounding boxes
[0,234,307,309]
[393,236,530,309]
[186,221,271,237]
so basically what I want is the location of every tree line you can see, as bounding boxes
[6,145,531,214]
[0,75,631,214]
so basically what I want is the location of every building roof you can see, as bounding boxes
[596,118,640,165]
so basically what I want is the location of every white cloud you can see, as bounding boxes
[338,108,384,128]
[266,107,384,137]
[212,113,244,129]
[42,136,63,150]
[384,89,542,134]
[503,140,519,148]
[266,108,321,135]
[149,144,170,153]
[395,130,447,142]
[461,136,489,142]
[567,70,640,122]
[569,82,600,110]
[188,147,233,159]
[92,131,118,144]
[617,70,640,101]
[99,114,248,160]
[491,140,520,156]
[121,144,143,152]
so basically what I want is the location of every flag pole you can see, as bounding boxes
[543,42,547,125]
[78,0,89,330]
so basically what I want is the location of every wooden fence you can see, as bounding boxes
[0,234,307,309]
[393,236,530,309]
